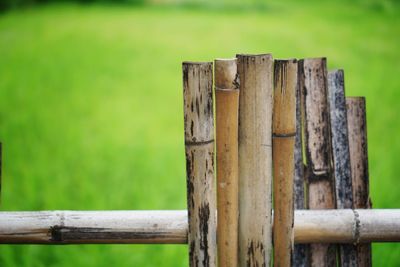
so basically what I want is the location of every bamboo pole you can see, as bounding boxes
[347,97,372,267]
[327,70,358,266]
[0,210,399,244]
[237,54,273,266]
[299,58,337,267]
[183,62,217,267]
[273,59,297,267]
[215,58,239,267]
[293,62,310,267]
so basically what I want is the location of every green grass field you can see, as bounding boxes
[0,1,399,266]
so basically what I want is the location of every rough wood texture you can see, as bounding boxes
[327,70,358,267]
[237,54,273,267]
[273,59,297,267]
[0,210,399,244]
[299,58,336,267]
[215,58,239,267]
[183,62,217,267]
[293,62,310,267]
[347,97,372,267]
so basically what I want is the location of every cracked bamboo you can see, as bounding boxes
[299,58,337,267]
[293,61,310,267]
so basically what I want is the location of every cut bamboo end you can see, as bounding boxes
[328,69,358,266]
[237,54,273,267]
[215,58,238,90]
[215,58,239,267]
[273,59,297,267]
[183,62,217,267]
[299,58,337,266]
[347,96,372,266]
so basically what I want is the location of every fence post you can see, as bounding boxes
[215,58,239,267]
[183,62,217,267]
[346,97,372,266]
[273,59,297,267]
[293,61,310,267]
[327,69,358,266]
[237,54,273,266]
[299,58,337,267]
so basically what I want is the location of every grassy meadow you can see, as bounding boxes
[0,1,399,265]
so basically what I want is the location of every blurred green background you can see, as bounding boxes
[0,0,399,266]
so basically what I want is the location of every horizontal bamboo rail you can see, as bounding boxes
[0,210,399,244]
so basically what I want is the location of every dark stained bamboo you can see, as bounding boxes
[237,54,273,267]
[299,58,337,267]
[328,70,358,267]
[292,63,310,267]
[273,59,297,267]
[347,97,372,267]
[183,62,217,267]
[215,58,239,267]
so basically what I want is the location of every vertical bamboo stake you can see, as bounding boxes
[292,63,310,267]
[327,70,358,267]
[273,59,297,267]
[237,54,273,267]
[215,58,239,267]
[299,58,337,267]
[347,97,372,267]
[183,62,217,267]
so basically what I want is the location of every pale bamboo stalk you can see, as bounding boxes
[273,59,297,267]
[347,97,372,267]
[215,58,239,267]
[293,62,310,267]
[299,58,337,267]
[183,62,216,267]
[0,210,399,244]
[237,54,273,266]
[327,70,358,266]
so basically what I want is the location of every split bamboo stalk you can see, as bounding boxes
[273,59,297,267]
[299,58,337,267]
[293,62,310,267]
[215,58,239,267]
[328,70,358,267]
[237,54,273,267]
[0,209,399,244]
[347,97,372,267]
[183,62,217,267]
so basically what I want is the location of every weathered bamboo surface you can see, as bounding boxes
[0,210,399,244]
[237,54,273,267]
[347,97,372,266]
[183,62,217,267]
[215,58,239,267]
[327,70,358,266]
[0,210,188,244]
[273,59,297,267]
[293,61,310,267]
[299,58,336,267]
